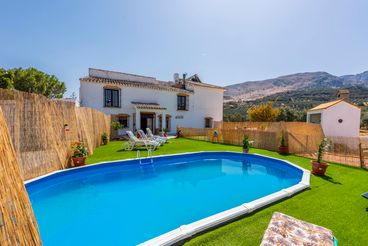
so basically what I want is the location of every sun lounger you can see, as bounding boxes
[137,129,164,145]
[261,212,338,246]
[146,128,168,143]
[123,131,160,151]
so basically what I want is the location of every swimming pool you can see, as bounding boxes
[26,152,310,246]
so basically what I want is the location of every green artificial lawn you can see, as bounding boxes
[87,138,368,245]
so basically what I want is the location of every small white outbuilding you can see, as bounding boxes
[306,91,361,138]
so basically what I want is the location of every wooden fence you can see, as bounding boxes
[0,108,41,245]
[218,121,324,135]
[179,122,368,168]
[180,122,324,152]
[0,89,111,180]
[360,137,368,167]
[315,136,368,168]
[179,127,310,153]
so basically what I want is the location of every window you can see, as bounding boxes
[166,115,171,132]
[118,115,129,128]
[205,117,213,128]
[104,88,120,107]
[159,115,162,129]
[177,95,189,110]
[158,115,171,131]
[309,113,321,124]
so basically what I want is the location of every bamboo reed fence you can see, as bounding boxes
[179,121,368,168]
[0,108,42,245]
[0,89,111,180]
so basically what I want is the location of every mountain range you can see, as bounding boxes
[225,71,368,101]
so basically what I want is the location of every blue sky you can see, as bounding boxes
[1,0,368,96]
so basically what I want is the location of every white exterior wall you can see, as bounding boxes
[320,102,361,138]
[189,85,223,127]
[80,81,224,134]
[307,101,361,138]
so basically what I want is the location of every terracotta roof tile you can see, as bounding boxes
[308,99,360,111]
[132,102,166,110]
[186,80,225,90]
[80,76,194,94]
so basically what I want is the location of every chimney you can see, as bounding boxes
[337,89,349,101]
[181,73,187,89]
[182,73,187,83]
[173,73,180,83]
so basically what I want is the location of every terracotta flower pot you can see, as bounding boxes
[311,160,329,176]
[279,146,289,155]
[72,157,86,167]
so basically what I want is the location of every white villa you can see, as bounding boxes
[306,90,361,138]
[80,68,224,137]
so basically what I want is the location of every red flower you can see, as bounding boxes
[74,141,81,145]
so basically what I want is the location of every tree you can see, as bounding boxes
[0,68,14,89]
[362,118,368,129]
[276,107,307,122]
[223,112,246,122]
[0,67,66,98]
[247,102,280,122]
[360,108,368,129]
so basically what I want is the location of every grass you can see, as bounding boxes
[86,138,241,164]
[87,138,368,245]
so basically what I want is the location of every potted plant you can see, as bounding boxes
[242,135,251,153]
[176,128,182,138]
[163,128,169,137]
[111,121,123,130]
[71,141,88,167]
[101,132,109,145]
[111,120,124,137]
[213,130,219,142]
[278,134,289,155]
[311,138,330,176]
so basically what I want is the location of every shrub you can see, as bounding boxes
[243,135,251,149]
[101,132,109,145]
[247,103,280,122]
[111,121,123,130]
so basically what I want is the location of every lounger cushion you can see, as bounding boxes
[261,212,334,246]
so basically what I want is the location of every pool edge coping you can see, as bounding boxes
[24,151,311,246]
[24,151,309,184]
[137,153,311,246]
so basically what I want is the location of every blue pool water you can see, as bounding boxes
[26,152,303,245]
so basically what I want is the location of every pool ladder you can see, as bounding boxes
[137,150,153,165]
